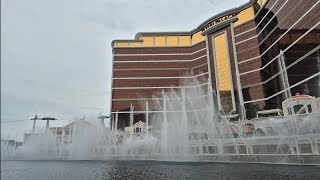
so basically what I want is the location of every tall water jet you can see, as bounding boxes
[160,94,169,158]
[130,104,134,127]
[145,101,149,142]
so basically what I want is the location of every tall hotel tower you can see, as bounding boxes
[110,0,320,130]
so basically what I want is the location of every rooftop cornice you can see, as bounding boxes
[111,39,143,47]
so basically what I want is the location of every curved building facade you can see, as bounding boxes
[110,0,320,129]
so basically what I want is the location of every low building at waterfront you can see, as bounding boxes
[24,120,95,144]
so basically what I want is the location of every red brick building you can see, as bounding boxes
[110,0,320,130]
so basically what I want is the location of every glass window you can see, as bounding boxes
[307,104,312,113]
[154,36,166,46]
[293,104,305,114]
[202,146,209,154]
[287,108,291,115]
[223,146,236,154]
[208,146,218,154]
[238,145,247,154]
[202,145,218,154]
[299,144,312,154]
[179,36,191,46]
[213,33,234,113]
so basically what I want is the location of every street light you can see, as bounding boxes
[31,115,57,133]
[98,114,110,128]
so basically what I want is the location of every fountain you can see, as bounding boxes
[1,78,320,165]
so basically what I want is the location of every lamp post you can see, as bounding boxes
[31,115,38,133]
[30,115,57,133]
[98,114,109,129]
[42,117,57,131]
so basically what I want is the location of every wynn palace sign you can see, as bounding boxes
[200,13,238,32]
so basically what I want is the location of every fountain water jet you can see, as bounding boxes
[1,78,320,164]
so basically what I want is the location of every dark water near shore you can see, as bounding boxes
[1,160,320,180]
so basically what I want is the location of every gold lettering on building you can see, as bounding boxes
[201,13,237,32]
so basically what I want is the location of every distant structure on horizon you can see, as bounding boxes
[24,120,96,144]
[110,0,320,130]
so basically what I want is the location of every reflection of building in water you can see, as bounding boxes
[110,0,320,129]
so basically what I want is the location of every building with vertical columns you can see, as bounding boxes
[110,0,320,130]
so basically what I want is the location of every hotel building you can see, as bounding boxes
[110,0,320,130]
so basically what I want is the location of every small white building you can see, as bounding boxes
[282,93,319,116]
[124,120,147,135]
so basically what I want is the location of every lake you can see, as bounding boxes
[1,160,320,180]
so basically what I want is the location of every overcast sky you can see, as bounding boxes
[1,0,248,140]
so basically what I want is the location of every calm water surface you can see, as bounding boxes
[1,160,320,180]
